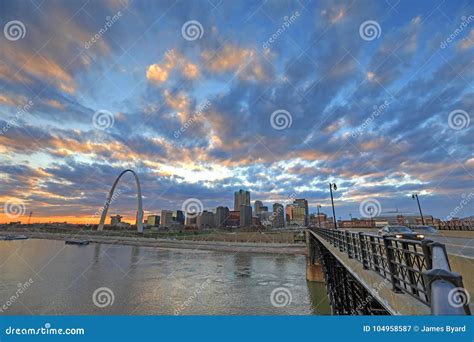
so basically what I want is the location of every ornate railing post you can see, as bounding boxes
[383,237,402,293]
[358,232,369,269]
[345,230,352,258]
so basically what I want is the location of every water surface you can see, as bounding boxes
[0,239,330,315]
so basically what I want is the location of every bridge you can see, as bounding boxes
[306,227,472,315]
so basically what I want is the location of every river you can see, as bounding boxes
[0,239,330,315]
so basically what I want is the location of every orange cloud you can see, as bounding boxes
[202,44,269,81]
[2,46,76,94]
[44,99,65,110]
[146,63,169,83]
[146,50,199,84]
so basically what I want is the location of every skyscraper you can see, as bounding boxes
[272,203,284,228]
[254,200,264,215]
[240,205,252,227]
[285,204,294,226]
[196,211,215,229]
[234,189,250,211]
[294,199,309,226]
[215,206,230,227]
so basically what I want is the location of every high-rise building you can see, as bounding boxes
[285,204,294,225]
[215,206,230,227]
[196,211,215,229]
[234,189,250,211]
[292,206,306,226]
[240,205,252,227]
[272,203,285,228]
[294,199,309,226]
[254,200,264,215]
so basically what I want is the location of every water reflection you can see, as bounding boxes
[0,239,331,315]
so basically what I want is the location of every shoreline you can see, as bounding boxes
[2,231,307,255]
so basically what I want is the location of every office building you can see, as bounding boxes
[294,199,309,225]
[196,211,215,229]
[215,206,230,227]
[285,204,294,225]
[234,189,250,211]
[271,203,285,228]
[254,200,265,215]
[240,205,252,227]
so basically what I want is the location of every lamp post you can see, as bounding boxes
[329,183,337,229]
[317,204,322,228]
[368,207,374,228]
[412,193,425,225]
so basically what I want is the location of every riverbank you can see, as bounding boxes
[2,231,306,255]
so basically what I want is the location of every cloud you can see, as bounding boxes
[146,50,200,84]
[0,0,473,222]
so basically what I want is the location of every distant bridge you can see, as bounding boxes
[306,228,471,315]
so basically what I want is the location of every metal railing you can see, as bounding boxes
[310,227,471,315]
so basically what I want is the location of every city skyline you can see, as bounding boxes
[1,0,473,224]
[2,183,472,225]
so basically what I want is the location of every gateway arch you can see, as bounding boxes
[97,169,144,233]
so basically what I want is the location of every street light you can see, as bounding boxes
[317,204,322,228]
[329,183,338,229]
[368,206,374,228]
[412,193,425,225]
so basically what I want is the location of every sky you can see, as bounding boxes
[0,0,473,224]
